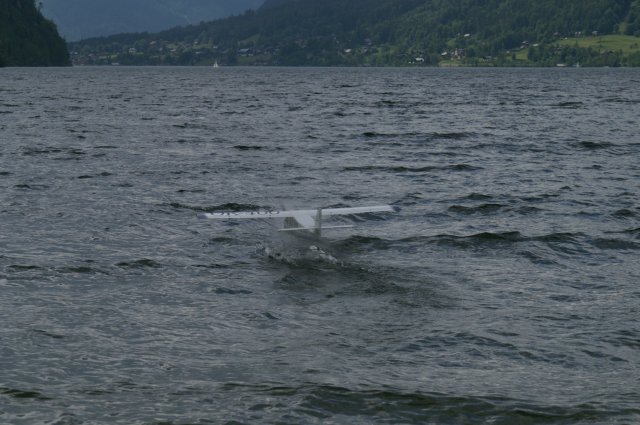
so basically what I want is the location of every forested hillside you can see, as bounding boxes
[0,0,70,66]
[70,0,640,67]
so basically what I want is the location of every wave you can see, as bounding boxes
[552,101,584,109]
[219,382,636,423]
[434,231,639,255]
[606,330,640,350]
[335,231,634,255]
[13,183,49,190]
[116,258,162,269]
[429,231,639,253]
[31,329,65,339]
[591,238,640,250]
[619,227,640,238]
[361,130,422,138]
[464,192,493,201]
[396,192,425,205]
[515,206,545,214]
[360,130,474,141]
[333,235,392,251]
[448,203,506,214]
[21,147,64,156]
[56,266,109,275]
[576,141,616,150]
[431,131,474,140]
[612,209,637,218]
[0,387,51,401]
[214,287,253,295]
[77,172,112,179]
[601,96,640,104]
[334,232,529,253]
[167,202,266,213]
[7,264,43,272]
[533,232,585,243]
[21,147,88,160]
[233,145,264,151]
[429,231,525,246]
[344,164,482,173]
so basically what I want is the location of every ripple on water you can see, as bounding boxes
[2,67,639,424]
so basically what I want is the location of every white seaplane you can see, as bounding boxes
[198,205,398,237]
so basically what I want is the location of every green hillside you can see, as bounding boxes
[70,0,640,67]
[0,0,70,66]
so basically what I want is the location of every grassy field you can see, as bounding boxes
[557,34,640,54]
[514,49,529,61]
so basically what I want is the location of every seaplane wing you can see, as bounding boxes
[198,205,397,236]
[317,205,396,216]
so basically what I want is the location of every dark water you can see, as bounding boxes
[1,66,639,424]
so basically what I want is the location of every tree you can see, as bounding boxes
[0,0,70,66]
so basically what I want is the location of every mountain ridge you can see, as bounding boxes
[39,0,265,41]
[70,0,640,67]
[259,0,303,9]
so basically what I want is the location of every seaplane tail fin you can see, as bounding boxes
[291,212,315,228]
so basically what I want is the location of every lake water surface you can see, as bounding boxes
[1,66,639,424]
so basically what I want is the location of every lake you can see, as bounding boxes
[1,66,639,424]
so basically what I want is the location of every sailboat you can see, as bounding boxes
[213,61,219,68]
